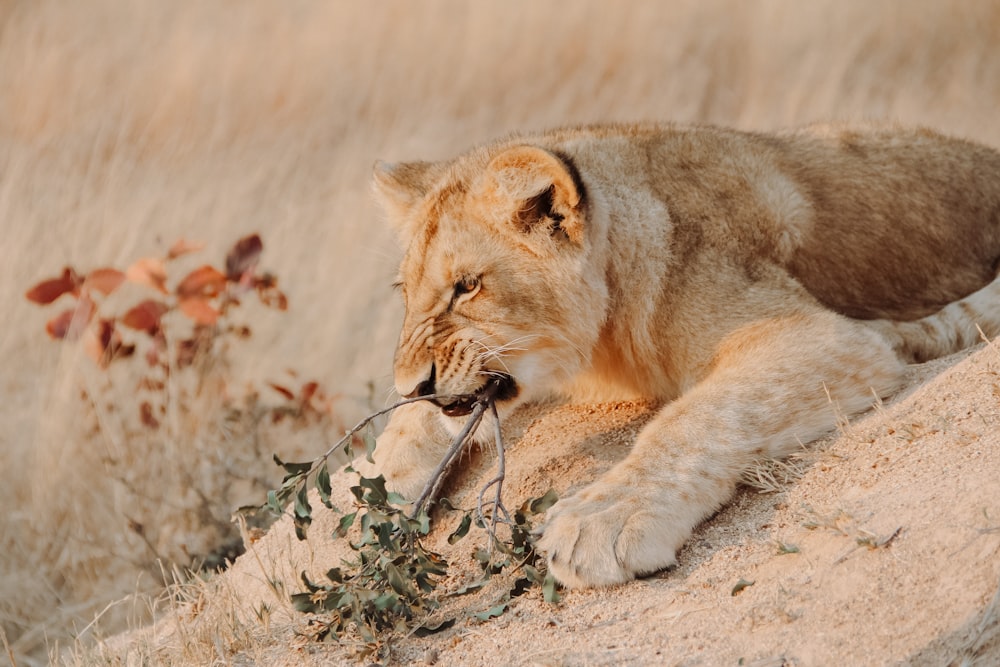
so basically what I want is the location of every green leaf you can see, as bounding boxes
[398,515,421,534]
[359,475,389,505]
[731,578,755,596]
[335,511,356,538]
[272,453,313,478]
[386,491,408,506]
[385,562,415,597]
[377,522,397,551]
[356,622,376,644]
[438,497,458,511]
[299,571,319,592]
[363,427,377,464]
[474,603,508,621]
[322,590,349,612]
[527,488,559,515]
[374,592,400,611]
[415,572,436,593]
[266,490,282,515]
[326,567,344,583]
[290,592,319,613]
[294,485,312,519]
[542,572,561,604]
[361,508,391,539]
[414,511,431,535]
[777,542,800,555]
[412,618,456,637]
[316,462,332,508]
[449,580,487,597]
[293,516,310,541]
[510,577,532,598]
[293,486,312,540]
[417,551,448,577]
[235,503,263,517]
[522,564,543,585]
[448,513,472,544]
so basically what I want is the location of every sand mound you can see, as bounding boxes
[109,341,1000,666]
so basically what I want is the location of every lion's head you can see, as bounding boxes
[372,143,610,420]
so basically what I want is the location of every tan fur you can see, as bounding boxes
[368,122,1000,588]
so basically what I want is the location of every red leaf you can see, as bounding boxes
[85,268,127,296]
[89,319,133,366]
[300,381,319,404]
[269,383,295,401]
[139,401,160,429]
[144,334,166,368]
[167,238,205,260]
[45,296,96,340]
[177,297,219,325]
[121,299,169,335]
[176,338,200,368]
[176,265,226,299]
[46,309,77,339]
[225,234,263,281]
[26,267,82,304]
[138,377,166,391]
[126,257,168,294]
[258,286,288,311]
[254,272,277,289]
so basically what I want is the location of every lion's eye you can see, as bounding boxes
[454,276,480,297]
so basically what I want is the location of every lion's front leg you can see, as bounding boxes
[351,400,452,500]
[538,312,907,588]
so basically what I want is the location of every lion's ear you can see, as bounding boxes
[372,160,442,241]
[480,146,586,246]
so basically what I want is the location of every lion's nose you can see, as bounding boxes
[403,363,436,399]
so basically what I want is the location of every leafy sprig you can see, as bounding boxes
[255,391,561,646]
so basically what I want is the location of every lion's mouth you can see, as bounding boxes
[437,374,519,417]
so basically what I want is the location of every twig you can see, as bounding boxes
[1,625,17,667]
[477,400,510,541]
[319,393,460,465]
[411,399,488,518]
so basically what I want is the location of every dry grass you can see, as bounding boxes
[2,1,1000,664]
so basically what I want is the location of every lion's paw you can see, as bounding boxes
[536,481,684,589]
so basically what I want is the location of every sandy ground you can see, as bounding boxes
[109,341,1000,666]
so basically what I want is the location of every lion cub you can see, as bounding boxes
[368,122,1000,588]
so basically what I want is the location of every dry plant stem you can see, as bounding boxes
[410,399,488,518]
[1,625,17,667]
[319,394,459,465]
[477,401,510,539]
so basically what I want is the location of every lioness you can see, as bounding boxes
[366,122,1000,589]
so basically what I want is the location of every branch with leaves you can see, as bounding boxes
[254,388,560,650]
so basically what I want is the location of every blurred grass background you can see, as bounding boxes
[1,1,998,663]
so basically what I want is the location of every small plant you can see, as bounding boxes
[25,234,344,577]
[25,234,289,422]
[254,389,560,650]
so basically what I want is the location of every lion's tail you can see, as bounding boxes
[867,272,1000,363]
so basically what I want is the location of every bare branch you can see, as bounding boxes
[411,398,488,517]
[477,400,510,541]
